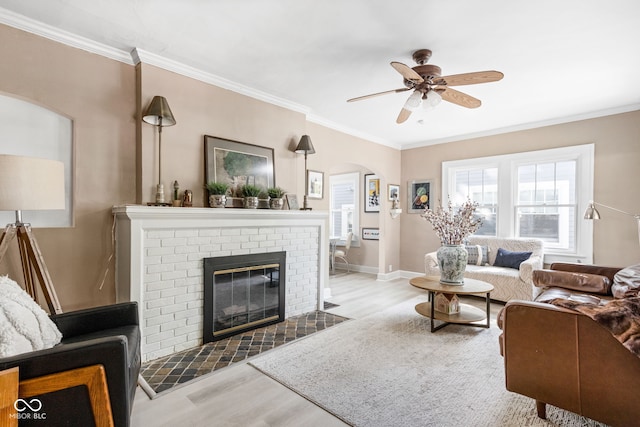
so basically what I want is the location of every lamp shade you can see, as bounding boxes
[294,135,315,154]
[583,202,601,220]
[142,96,176,127]
[0,155,65,211]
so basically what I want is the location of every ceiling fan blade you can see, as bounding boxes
[390,62,424,83]
[441,88,482,108]
[347,88,410,103]
[435,70,504,86]
[396,107,412,124]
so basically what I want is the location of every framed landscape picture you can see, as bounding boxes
[204,135,275,195]
[408,180,432,213]
[364,173,380,212]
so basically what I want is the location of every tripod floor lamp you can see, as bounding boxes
[0,155,65,314]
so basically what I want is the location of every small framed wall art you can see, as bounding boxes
[362,227,380,240]
[408,180,432,213]
[307,170,324,199]
[388,184,400,201]
[364,173,380,212]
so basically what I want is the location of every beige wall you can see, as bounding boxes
[400,110,640,272]
[0,24,137,311]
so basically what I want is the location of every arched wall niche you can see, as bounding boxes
[0,92,74,227]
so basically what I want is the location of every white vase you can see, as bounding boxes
[437,244,468,285]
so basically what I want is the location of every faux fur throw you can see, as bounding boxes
[550,297,640,358]
[0,275,62,357]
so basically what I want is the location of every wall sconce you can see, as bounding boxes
[294,135,315,210]
[143,96,176,205]
[584,200,640,246]
[390,195,402,219]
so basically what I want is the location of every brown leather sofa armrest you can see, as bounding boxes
[549,263,622,283]
[533,269,612,295]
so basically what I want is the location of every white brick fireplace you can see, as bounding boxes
[113,205,329,362]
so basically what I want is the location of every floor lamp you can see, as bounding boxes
[0,155,65,314]
[584,201,640,246]
[294,135,315,210]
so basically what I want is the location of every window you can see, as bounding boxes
[443,144,594,263]
[329,172,360,242]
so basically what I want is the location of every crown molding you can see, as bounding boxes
[402,103,640,150]
[0,7,133,64]
[306,113,399,150]
[132,48,311,116]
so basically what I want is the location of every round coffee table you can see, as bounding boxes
[409,276,494,332]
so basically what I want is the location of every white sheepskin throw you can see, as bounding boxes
[0,275,62,357]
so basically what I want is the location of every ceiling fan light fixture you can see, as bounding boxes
[426,90,442,107]
[403,90,422,110]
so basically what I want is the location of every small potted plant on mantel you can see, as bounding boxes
[206,181,230,208]
[241,184,262,209]
[267,186,286,210]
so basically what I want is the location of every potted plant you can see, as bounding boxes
[241,184,262,209]
[206,181,230,208]
[421,198,483,284]
[267,187,286,210]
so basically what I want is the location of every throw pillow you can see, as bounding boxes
[493,247,532,270]
[612,264,640,298]
[0,275,62,357]
[465,245,489,266]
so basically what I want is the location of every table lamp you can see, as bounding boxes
[294,135,315,210]
[143,96,176,205]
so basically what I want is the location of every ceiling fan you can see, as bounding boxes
[347,49,504,124]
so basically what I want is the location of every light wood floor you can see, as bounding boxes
[131,273,503,426]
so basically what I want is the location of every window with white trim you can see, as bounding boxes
[443,144,594,263]
[330,172,360,242]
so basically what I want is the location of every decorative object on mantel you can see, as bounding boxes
[206,181,230,208]
[182,189,193,207]
[267,187,286,210]
[285,194,299,210]
[584,200,640,246]
[172,180,182,207]
[142,96,176,206]
[294,135,316,210]
[421,198,483,284]
[241,184,262,209]
[0,154,65,314]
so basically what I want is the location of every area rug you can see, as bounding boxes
[249,297,607,427]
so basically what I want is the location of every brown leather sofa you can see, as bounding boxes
[498,263,640,427]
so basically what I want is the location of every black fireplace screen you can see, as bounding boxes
[203,252,285,342]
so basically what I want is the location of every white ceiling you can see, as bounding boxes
[1,0,639,149]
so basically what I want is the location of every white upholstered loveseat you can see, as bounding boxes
[424,236,544,302]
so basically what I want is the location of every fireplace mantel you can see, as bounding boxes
[113,204,329,361]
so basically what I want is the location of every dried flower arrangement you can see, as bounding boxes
[421,198,483,245]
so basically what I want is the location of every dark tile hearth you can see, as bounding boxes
[140,310,349,395]
[323,301,340,310]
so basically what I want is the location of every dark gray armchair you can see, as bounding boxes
[0,302,141,426]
